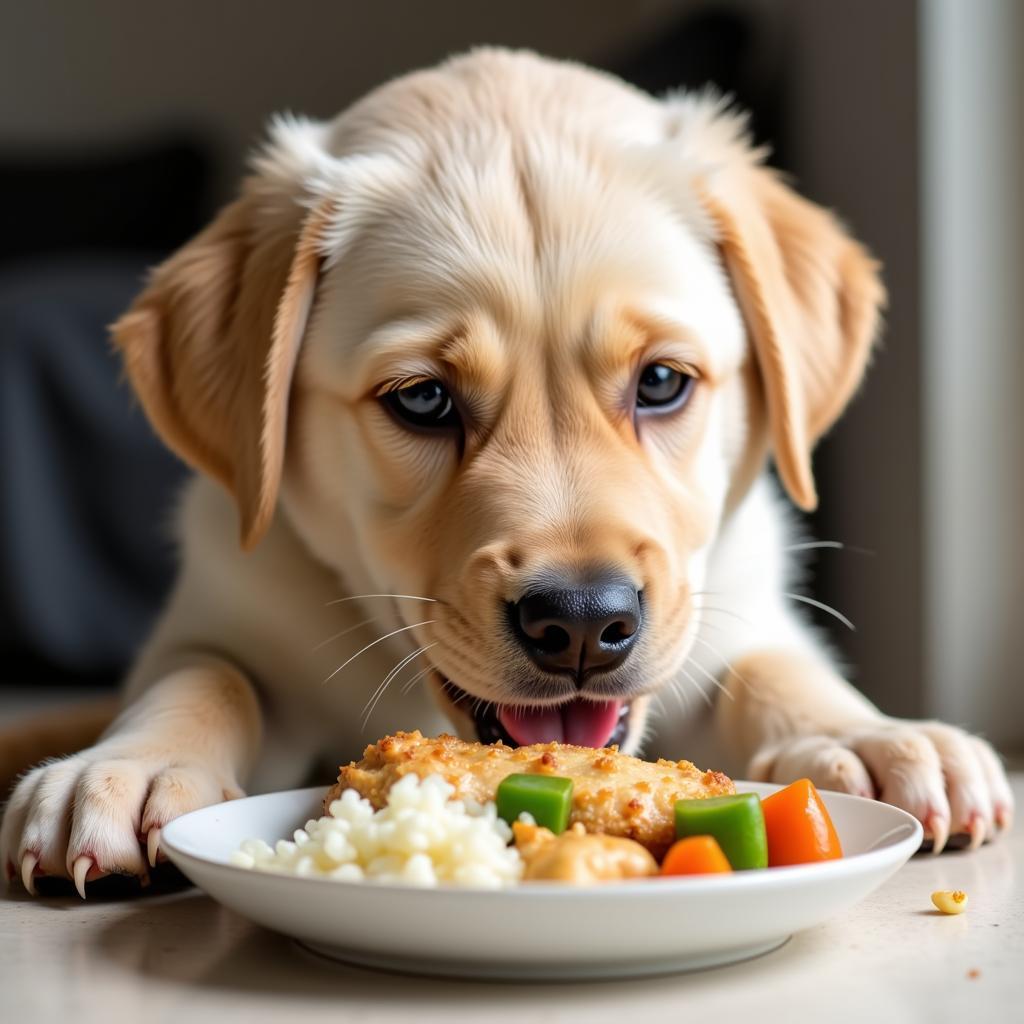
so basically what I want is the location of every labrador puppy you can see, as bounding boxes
[2,49,1012,896]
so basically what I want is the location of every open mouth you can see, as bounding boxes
[441,681,631,749]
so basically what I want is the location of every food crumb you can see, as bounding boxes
[931,889,969,915]
[967,969,981,980]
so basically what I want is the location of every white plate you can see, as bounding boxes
[162,781,922,980]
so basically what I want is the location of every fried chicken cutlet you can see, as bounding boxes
[327,731,734,858]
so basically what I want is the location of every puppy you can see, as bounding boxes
[2,49,1012,896]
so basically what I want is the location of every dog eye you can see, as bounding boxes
[384,379,460,430]
[636,363,695,410]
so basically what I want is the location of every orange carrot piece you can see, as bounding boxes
[661,835,733,876]
[760,778,843,866]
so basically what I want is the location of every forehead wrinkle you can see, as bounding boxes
[437,313,509,397]
[348,310,514,415]
[621,307,713,377]
[352,317,455,389]
[580,306,651,382]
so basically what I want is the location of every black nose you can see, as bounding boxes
[510,571,642,680]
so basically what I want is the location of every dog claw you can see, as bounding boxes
[72,856,92,900]
[20,852,39,896]
[995,804,1013,832]
[926,813,949,855]
[967,815,986,851]
[146,828,162,869]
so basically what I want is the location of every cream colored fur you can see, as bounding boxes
[1,49,1012,896]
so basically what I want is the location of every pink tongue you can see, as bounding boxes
[497,699,623,748]
[562,699,623,747]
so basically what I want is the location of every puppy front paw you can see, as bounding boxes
[0,748,243,897]
[749,722,1014,853]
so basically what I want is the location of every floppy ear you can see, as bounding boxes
[675,101,884,509]
[697,153,885,510]
[111,185,334,550]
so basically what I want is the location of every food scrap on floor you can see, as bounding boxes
[931,889,969,914]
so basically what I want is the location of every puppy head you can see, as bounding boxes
[113,50,883,751]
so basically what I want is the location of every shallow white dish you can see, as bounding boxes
[162,781,921,980]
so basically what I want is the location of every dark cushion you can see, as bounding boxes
[0,256,188,683]
[0,136,210,265]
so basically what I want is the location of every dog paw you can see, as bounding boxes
[749,721,1014,853]
[0,747,243,897]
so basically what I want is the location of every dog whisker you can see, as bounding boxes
[311,616,378,652]
[684,653,735,702]
[638,596,691,673]
[678,664,714,710]
[693,604,753,629]
[372,641,436,706]
[400,662,438,696]
[427,655,487,692]
[784,540,874,556]
[674,677,694,714]
[361,642,438,731]
[661,678,690,716]
[447,687,474,710]
[783,592,855,631]
[689,631,751,690]
[361,649,423,730]
[690,594,755,627]
[323,620,436,685]
[325,594,440,607]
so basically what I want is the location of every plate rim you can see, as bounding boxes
[162,780,923,898]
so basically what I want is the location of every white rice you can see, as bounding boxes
[229,773,523,888]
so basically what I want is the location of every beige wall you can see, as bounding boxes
[1,0,681,198]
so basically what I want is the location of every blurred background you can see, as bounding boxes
[1,0,1020,751]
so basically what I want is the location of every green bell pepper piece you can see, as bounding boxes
[496,773,573,833]
[674,793,768,870]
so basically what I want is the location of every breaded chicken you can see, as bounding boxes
[327,731,734,857]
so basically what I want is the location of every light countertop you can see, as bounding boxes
[1,695,1021,1023]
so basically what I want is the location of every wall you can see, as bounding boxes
[1,0,682,199]
[921,0,1024,748]
[743,0,925,719]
